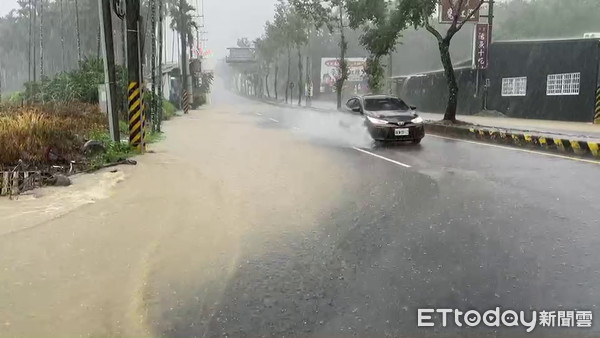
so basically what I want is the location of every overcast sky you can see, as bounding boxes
[0,0,19,17]
[0,0,278,58]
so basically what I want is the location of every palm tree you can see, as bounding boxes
[168,0,197,112]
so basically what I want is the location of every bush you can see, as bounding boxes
[0,103,107,166]
[22,58,127,105]
[86,129,136,170]
[142,90,178,121]
[163,100,177,120]
[199,72,214,94]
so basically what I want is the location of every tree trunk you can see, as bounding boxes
[97,25,101,60]
[28,0,32,83]
[285,45,291,104]
[265,69,270,99]
[306,55,311,107]
[39,0,44,80]
[32,0,37,83]
[74,0,82,65]
[439,39,458,121]
[297,47,302,106]
[59,0,65,70]
[274,64,278,100]
[335,4,347,111]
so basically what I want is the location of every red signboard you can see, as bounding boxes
[439,0,481,24]
[474,23,489,69]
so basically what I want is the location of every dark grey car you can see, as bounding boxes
[345,95,425,143]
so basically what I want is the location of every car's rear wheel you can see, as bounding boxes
[412,138,422,144]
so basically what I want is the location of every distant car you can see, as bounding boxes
[344,95,425,143]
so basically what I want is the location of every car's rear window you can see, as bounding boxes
[364,98,410,111]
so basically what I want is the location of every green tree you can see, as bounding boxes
[237,37,252,48]
[255,32,278,99]
[266,21,286,100]
[292,0,349,110]
[272,1,300,104]
[392,0,485,121]
[168,0,197,112]
[347,0,404,94]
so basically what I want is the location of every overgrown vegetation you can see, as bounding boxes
[163,100,177,120]
[0,103,106,166]
[86,129,136,170]
[21,58,124,104]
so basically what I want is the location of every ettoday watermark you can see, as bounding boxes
[418,308,593,333]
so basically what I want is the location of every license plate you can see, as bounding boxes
[394,128,409,136]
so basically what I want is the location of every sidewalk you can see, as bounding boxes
[307,100,600,141]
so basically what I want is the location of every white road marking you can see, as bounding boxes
[293,127,301,131]
[255,112,263,116]
[269,118,279,123]
[429,134,600,165]
[352,147,412,168]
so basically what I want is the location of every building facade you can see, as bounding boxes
[393,38,600,123]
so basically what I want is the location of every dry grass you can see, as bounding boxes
[0,103,107,166]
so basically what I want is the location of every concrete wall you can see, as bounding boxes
[487,39,600,122]
[393,67,483,116]
[393,38,600,122]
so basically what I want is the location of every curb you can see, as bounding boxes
[425,122,600,159]
[261,98,334,113]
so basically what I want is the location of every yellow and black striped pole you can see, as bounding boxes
[594,87,600,124]
[182,90,190,114]
[128,82,143,150]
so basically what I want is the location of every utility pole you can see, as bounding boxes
[121,18,127,112]
[99,0,120,142]
[150,0,157,131]
[157,0,164,130]
[488,0,494,44]
[482,0,494,110]
[127,0,144,150]
[179,0,190,114]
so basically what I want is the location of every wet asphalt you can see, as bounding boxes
[152,92,600,338]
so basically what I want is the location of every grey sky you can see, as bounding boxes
[0,0,278,59]
[0,0,19,17]
[204,0,276,57]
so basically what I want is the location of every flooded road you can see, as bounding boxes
[1,89,600,337]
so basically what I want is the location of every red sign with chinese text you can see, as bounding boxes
[439,0,481,24]
[474,23,489,70]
